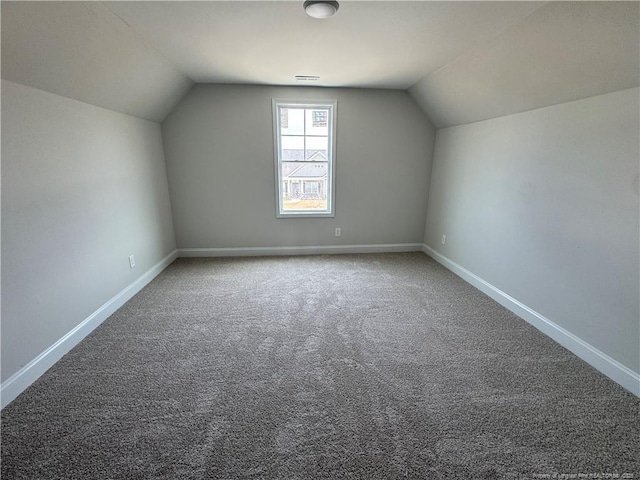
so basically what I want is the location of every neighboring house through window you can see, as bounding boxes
[312,110,327,127]
[273,100,337,217]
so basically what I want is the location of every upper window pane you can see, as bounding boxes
[281,136,305,160]
[305,136,328,160]
[280,107,304,135]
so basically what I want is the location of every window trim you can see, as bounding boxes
[272,99,337,218]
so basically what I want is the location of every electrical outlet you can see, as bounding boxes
[335,227,342,237]
[129,254,136,268]
[441,235,446,245]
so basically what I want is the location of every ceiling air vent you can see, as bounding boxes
[295,75,320,82]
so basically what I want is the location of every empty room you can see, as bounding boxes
[1,1,639,478]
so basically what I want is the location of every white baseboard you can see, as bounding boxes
[178,243,423,257]
[1,249,178,409]
[422,244,639,397]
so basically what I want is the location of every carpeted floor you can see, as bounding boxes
[2,253,638,479]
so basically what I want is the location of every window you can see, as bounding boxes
[273,100,337,217]
[312,110,327,127]
[304,181,320,194]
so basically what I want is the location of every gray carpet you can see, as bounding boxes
[2,253,638,479]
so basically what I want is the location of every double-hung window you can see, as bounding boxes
[273,100,337,217]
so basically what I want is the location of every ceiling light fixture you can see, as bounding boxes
[303,0,339,19]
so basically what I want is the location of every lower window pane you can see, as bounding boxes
[281,162,328,212]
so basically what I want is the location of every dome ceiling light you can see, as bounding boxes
[303,1,339,19]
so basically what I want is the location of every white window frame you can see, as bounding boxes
[273,99,337,218]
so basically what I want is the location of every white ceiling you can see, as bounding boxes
[2,1,638,126]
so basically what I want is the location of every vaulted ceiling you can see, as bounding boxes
[2,1,638,127]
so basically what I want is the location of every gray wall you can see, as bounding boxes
[162,84,435,249]
[1,80,177,382]
[424,88,640,373]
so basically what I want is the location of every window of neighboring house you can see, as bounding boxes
[304,181,320,194]
[273,100,337,217]
[312,110,327,127]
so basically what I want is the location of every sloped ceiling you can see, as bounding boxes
[2,1,638,126]
[1,1,194,122]
[409,1,640,127]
